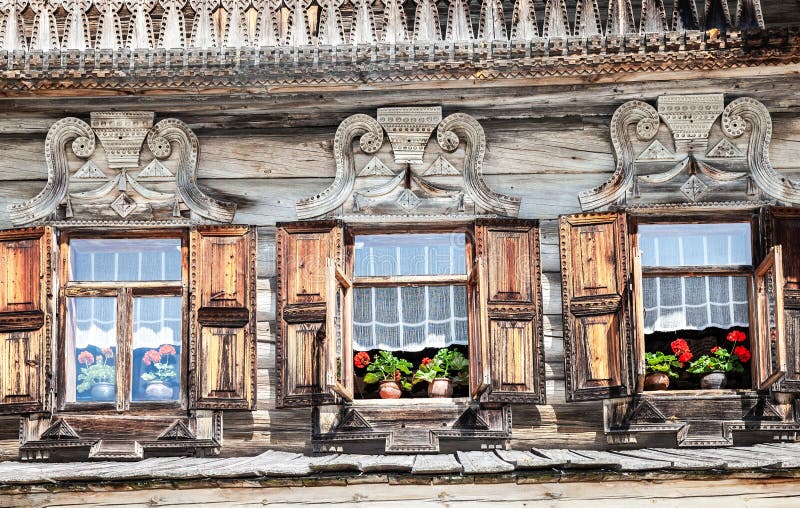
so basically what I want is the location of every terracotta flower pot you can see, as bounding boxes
[427,378,454,398]
[644,372,670,391]
[700,371,727,389]
[379,380,402,399]
[90,382,115,402]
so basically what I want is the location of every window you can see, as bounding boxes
[560,209,798,403]
[61,235,186,408]
[276,219,545,408]
[636,222,753,390]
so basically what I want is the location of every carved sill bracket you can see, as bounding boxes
[580,93,800,211]
[9,112,236,226]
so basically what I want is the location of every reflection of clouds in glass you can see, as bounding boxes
[133,327,176,349]
[73,324,116,349]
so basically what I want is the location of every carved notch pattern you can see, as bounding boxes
[579,94,800,211]
[296,107,520,219]
[9,112,236,225]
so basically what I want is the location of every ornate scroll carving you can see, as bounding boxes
[296,108,520,220]
[579,94,800,211]
[10,112,236,225]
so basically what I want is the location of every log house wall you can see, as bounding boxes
[1,70,800,457]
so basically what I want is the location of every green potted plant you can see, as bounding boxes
[413,348,469,398]
[644,338,693,391]
[359,350,413,399]
[686,330,750,389]
[76,348,116,401]
[141,345,178,400]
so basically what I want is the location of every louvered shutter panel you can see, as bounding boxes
[472,219,545,404]
[190,226,257,410]
[276,221,342,407]
[559,212,634,401]
[0,227,53,414]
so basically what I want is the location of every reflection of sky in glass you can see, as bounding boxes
[68,297,117,402]
[354,233,467,277]
[639,223,751,267]
[70,239,181,281]
[132,297,181,402]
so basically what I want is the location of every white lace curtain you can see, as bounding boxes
[353,233,468,351]
[639,223,751,334]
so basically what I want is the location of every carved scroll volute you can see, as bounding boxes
[61,0,91,50]
[147,119,237,223]
[317,0,344,45]
[510,0,538,41]
[189,0,218,49]
[9,118,95,226]
[295,114,383,220]
[0,0,28,51]
[722,98,800,205]
[29,0,59,52]
[95,0,123,50]
[412,0,440,43]
[158,0,187,49]
[578,100,659,211]
[126,0,156,50]
[437,113,520,217]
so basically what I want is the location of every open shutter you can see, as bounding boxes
[763,207,800,392]
[560,212,634,401]
[276,221,342,407]
[753,246,786,390]
[0,227,53,414]
[471,219,545,404]
[190,226,257,410]
[326,259,354,402]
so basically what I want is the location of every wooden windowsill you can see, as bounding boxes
[349,397,472,407]
[639,389,759,398]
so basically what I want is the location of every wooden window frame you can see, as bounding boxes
[343,222,475,402]
[57,228,189,413]
[629,210,761,394]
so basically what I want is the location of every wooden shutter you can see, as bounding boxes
[559,212,634,401]
[190,226,257,410]
[276,221,342,407]
[764,207,800,393]
[753,246,786,390]
[471,219,545,404]
[326,259,354,402]
[0,227,53,414]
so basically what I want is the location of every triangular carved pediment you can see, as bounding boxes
[337,409,372,431]
[40,419,80,440]
[423,155,460,176]
[73,160,108,180]
[453,407,490,430]
[358,157,395,176]
[629,399,667,424]
[157,420,196,441]
[138,158,175,179]
[706,138,745,159]
[636,140,674,161]
[744,398,782,421]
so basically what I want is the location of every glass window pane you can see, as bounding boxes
[638,223,751,267]
[132,297,182,402]
[353,234,467,276]
[70,239,182,282]
[353,284,468,351]
[66,297,117,403]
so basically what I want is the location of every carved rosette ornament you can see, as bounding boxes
[9,112,235,225]
[579,94,800,210]
[295,107,520,219]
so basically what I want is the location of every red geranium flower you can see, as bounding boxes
[670,339,690,355]
[354,351,370,369]
[78,350,94,366]
[101,347,114,359]
[711,346,721,354]
[159,344,177,356]
[727,330,747,343]
[421,357,433,367]
[143,349,162,366]
[733,346,751,363]
[678,352,693,363]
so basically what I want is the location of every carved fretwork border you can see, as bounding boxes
[0,28,798,93]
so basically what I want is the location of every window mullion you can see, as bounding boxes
[116,287,134,411]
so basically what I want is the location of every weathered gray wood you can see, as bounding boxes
[530,449,622,470]
[456,451,515,474]
[579,450,673,471]
[411,454,463,474]
[309,454,367,472]
[357,455,415,473]
[614,448,724,470]
[494,449,565,469]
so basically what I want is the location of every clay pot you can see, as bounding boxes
[379,380,402,399]
[644,372,670,391]
[145,381,174,401]
[427,378,454,398]
[90,382,115,402]
[700,371,727,389]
